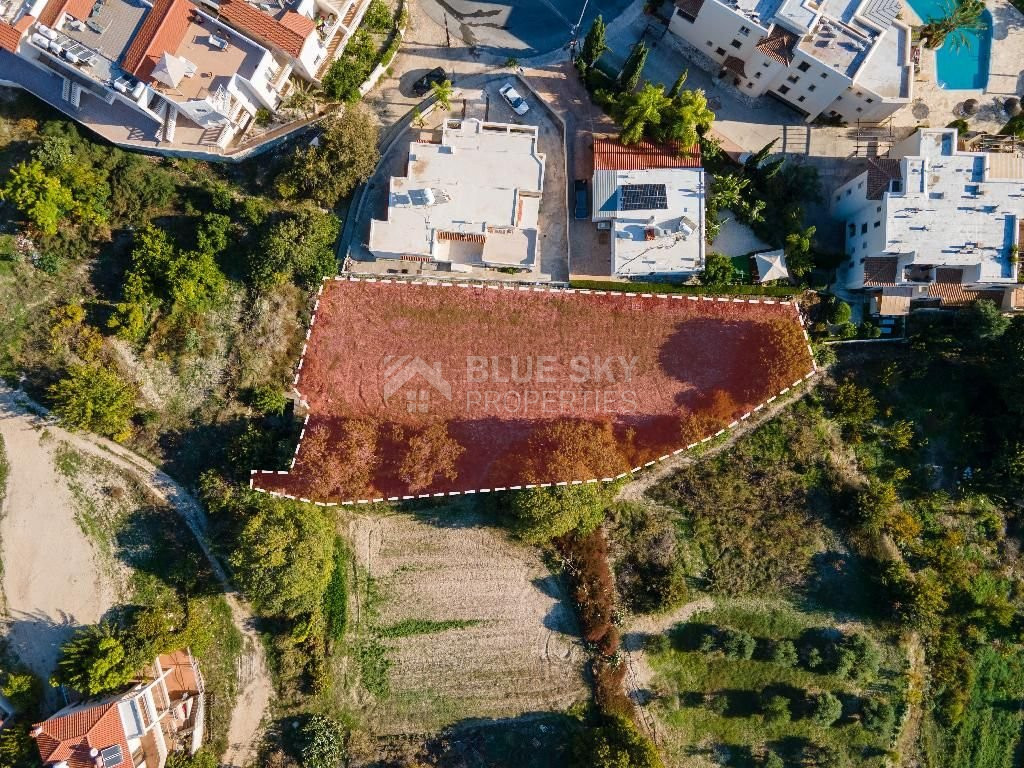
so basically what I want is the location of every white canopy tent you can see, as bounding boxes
[753,248,790,283]
[151,52,189,88]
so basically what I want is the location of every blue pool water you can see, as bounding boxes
[904,0,992,89]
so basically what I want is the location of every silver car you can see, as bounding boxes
[499,83,530,116]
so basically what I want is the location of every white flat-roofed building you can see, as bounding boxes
[591,136,705,277]
[668,0,912,123]
[833,128,1024,305]
[369,118,546,272]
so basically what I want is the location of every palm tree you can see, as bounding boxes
[922,0,986,50]
[431,79,454,111]
[285,81,323,116]
[620,82,671,145]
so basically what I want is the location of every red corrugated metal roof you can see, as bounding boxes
[217,0,312,57]
[34,701,131,768]
[121,0,194,80]
[593,135,701,171]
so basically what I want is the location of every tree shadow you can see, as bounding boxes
[3,610,86,711]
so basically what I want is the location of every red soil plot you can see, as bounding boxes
[251,279,814,503]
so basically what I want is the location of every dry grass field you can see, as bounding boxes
[336,501,588,736]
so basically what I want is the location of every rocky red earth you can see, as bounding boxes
[251,279,814,502]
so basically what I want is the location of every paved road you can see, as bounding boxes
[418,0,635,56]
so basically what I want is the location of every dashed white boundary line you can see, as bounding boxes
[250,276,818,507]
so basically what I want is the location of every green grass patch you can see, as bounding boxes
[324,536,349,642]
[377,618,481,639]
[355,637,392,698]
[730,254,752,283]
[947,646,1024,768]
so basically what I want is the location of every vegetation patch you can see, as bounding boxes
[377,618,482,639]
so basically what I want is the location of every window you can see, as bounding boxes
[763,61,770,68]
[857,181,863,188]
[739,24,751,35]
[846,189,852,196]
[861,222,868,234]
[747,82,754,88]
[754,71,762,79]
[715,47,726,56]
[876,206,882,212]
[866,97,874,103]
[797,61,810,72]
[874,220,881,228]
[787,75,799,83]
[808,84,816,92]
[848,223,856,236]
[730,39,742,48]
[835,194,841,201]
[856,107,863,112]
[797,95,806,102]
[707,40,714,46]
[778,85,790,94]
[836,95,842,101]
[820,72,828,78]
[856,91,863,96]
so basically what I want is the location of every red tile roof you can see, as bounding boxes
[593,135,701,171]
[217,0,313,57]
[756,25,798,65]
[674,0,704,19]
[34,700,131,768]
[866,157,902,199]
[934,267,963,284]
[926,283,1005,307]
[0,17,29,53]
[863,256,898,286]
[121,0,194,80]
[38,0,94,28]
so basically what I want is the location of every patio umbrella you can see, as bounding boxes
[1006,97,1022,117]
[151,52,188,88]
[963,98,979,115]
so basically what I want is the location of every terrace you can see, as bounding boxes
[797,16,873,76]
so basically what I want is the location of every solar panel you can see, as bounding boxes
[619,184,668,211]
[100,744,124,768]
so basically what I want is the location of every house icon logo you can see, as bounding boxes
[381,356,453,413]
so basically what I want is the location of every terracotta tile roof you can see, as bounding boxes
[863,256,898,286]
[674,0,704,19]
[934,267,963,284]
[926,283,1005,307]
[593,135,701,171]
[866,157,902,199]
[121,0,194,80]
[38,0,94,28]
[217,0,312,57]
[722,54,746,77]
[34,700,131,768]
[756,25,798,65]
[437,230,485,243]
[0,19,25,53]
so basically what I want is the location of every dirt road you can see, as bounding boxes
[0,387,270,767]
[0,391,118,700]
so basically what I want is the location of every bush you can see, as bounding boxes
[644,633,671,654]
[762,694,790,724]
[706,693,729,715]
[503,484,608,544]
[835,321,857,339]
[770,639,798,667]
[828,297,852,325]
[702,252,735,287]
[299,714,346,768]
[721,628,756,660]
[49,363,137,441]
[810,691,843,725]
[53,623,135,696]
[861,696,894,735]
[571,714,663,768]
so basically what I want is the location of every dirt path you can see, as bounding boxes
[0,387,271,767]
[0,392,118,703]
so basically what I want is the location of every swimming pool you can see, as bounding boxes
[904,0,992,89]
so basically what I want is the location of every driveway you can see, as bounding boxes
[417,0,635,56]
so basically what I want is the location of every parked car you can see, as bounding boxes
[574,179,589,220]
[499,83,530,115]
[413,67,450,96]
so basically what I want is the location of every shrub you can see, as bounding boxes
[763,752,785,768]
[810,691,843,726]
[53,623,135,696]
[49,363,137,441]
[571,714,663,768]
[861,696,894,735]
[503,484,608,544]
[762,694,791,724]
[299,714,346,768]
[702,252,735,287]
[836,321,858,339]
[721,628,756,660]
[828,297,852,325]
[644,633,670,654]
[770,639,798,666]
[250,385,288,416]
[706,693,729,715]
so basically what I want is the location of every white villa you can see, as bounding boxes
[369,118,547,273]
[833,127,1024,308]
[0,0,372,155]
[591,136,706,277]
[668,0,912,123]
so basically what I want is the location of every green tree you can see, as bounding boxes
[277,106,380,208]
[503,484,608,544]
[770,639,798,666]
[299,714,346,768]
[619,82,671,145]
[861,697,894,735]
[667,69,689,99]
[721,628,755,659]
[579,15,608,70]
[250,385,288,415]
[618,41,649,92]
[0,722,41,768]
[784,224,816,280]
[658,88,715,147]
[0,160,77,236]
[828,297,852,324]
[49,363,137,441]
[228,494,335,619]
[701,252,734,287]
[571,714,664,768]
[763,752,785,768]
[810,691,843,725]
[762,694,791,724]
[921,0,987,50]
[250,205,340,290]
[431,79,454,110]
[53,624,135,696]
[964,298,1008,343]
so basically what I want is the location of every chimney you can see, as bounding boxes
[30,726,42,738]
